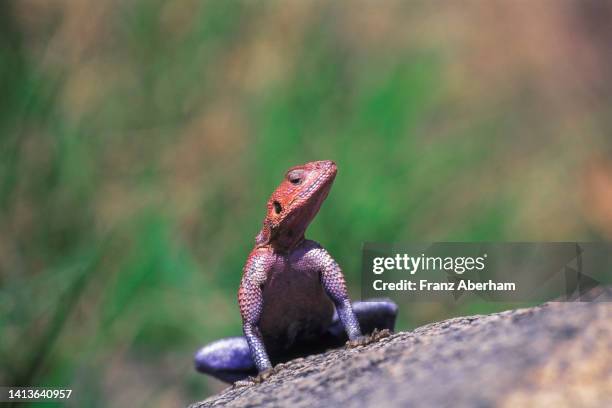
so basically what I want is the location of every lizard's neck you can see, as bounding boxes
[255,221,307,252]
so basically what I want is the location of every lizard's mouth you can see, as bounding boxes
[270,160,337,231]
[294,161,336,203]
[284,161,336,224]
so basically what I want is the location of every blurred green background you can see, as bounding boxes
[2,0,612,406]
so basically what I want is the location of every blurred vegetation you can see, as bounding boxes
[1,0,612,406]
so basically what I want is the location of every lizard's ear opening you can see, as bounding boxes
[273,201,282,214]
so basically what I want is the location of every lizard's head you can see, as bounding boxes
[256,160,337,249]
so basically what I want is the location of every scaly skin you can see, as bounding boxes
[239,160,361,371]
[195,161,398,382]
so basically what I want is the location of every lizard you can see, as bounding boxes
[194,160,398,383]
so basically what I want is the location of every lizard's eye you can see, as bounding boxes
[287,169,304,185]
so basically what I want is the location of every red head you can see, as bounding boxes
[256,160,337,250]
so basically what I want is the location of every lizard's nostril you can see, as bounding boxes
[273,201,282,214]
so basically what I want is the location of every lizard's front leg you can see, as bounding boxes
[310,245,362,340]
[238,250,275,372]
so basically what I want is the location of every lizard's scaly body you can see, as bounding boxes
[195,161,397,382]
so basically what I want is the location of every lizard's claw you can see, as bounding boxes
[234,365,281,388]
[253,367,276,383]
[233,379,254,388]
[346,328,391,348]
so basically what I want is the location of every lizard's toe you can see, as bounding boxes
[245,365,281,385]
[347,328,392,348]
[233,379,255,388]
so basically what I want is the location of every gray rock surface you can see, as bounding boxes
[190,302,611,408]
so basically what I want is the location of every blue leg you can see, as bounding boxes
[194,337,257,383]
[327,299,398,341]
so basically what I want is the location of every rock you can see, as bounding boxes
[189,302,611,408]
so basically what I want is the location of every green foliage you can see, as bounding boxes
[0,1,599,406]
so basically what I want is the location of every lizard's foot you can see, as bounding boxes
[346,328,391,348]
[232,379,254,388]
[252,367,276,383]
[233,365,282,388]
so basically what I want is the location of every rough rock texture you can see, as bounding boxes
[190,302,611,408]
